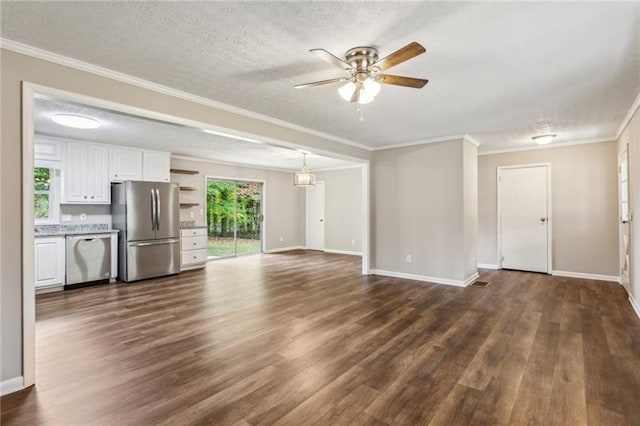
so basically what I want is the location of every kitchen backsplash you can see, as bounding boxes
[60,204,111,225]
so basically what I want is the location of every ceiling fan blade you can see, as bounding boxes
[310,48,353,71]
[374,42,426,71]
[379,74,429,88]
[294,77,348,89]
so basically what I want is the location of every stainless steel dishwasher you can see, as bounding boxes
[66,234,111,285]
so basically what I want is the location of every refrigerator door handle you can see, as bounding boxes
[131,239,180,247]
[155,188,161,230]
[150,188,157,230]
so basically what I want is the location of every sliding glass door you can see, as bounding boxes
[206,178,263,259]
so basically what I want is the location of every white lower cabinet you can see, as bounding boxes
[180,228,207,271]
[34,237,66,289]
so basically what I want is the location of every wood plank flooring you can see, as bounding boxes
[2,250,639,425]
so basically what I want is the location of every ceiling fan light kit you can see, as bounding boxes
[532,134,557,145]
[295,42,429,119]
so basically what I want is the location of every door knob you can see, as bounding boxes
[540,217,546,222]
[320,219,324,222]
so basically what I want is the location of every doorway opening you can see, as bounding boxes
[206,178,264,258]
[619,147,630,293]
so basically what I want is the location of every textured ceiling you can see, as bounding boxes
[3,2,640,152]
[34,97,360,171]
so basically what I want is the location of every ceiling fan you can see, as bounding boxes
[295,42,428,105]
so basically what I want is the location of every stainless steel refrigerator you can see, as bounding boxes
[111,181,180,282]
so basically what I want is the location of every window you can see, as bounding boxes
[34,166,59,224]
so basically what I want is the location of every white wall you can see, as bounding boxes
[313,167,363,254]
[171,157,304,251]
[372,138,477,284]
[478,141,619,276]
[463,141,478,278]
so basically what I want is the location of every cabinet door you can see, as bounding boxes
[110,148,142,181]
[34,237,65,287]
[35,136,64,161]
[142,151,170,182]
[87,144,110,203]
[63,142,88,202]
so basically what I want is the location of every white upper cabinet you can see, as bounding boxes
[63,142,110,204]
[110,147,143,181]
[142,151,171,182]
[109,147,170,182]
[87,144,110,203]
[34,136,64,162]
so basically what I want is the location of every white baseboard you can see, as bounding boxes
[552,270,620,282]
[1,376,24,396]
[370,269,471,287]
[477,263,499,270]
[264,246,305,254]
[324,249,362,256]
[464,272,480,286]
[629,293,640,320]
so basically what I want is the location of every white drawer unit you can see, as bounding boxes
[181,228,207,238]
[180,227,208,271]
[181,235,208,251]
[182,249,208,266]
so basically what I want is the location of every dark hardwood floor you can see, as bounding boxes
[2,250,639,425]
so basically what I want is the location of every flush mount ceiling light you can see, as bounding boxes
[51,114,100,129]
[295,43,428,119]
[532,134,557,145]
[293,153,315,187]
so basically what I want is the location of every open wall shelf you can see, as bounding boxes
[171,168,199,175]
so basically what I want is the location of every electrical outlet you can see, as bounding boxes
[351,239,355,245]
[79,213,87,221]
[279,236,284,242]
[189,211,195,219]
[406,254,412,264]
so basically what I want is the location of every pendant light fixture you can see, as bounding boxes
[293,153,315,187]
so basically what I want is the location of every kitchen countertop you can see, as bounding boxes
[35,229,119,238]
[34,224,119,238]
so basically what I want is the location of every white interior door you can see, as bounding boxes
[306,182,325,250]
[619,149,630,292]
[499,165,550,273]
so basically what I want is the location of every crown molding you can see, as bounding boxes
[478,137,616,156]
[372,134,467,152]
[616,90,640,139]
[463,134,481,147]
[314,163,366,173]
[170,154,296,174]
[1,38,373,152]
